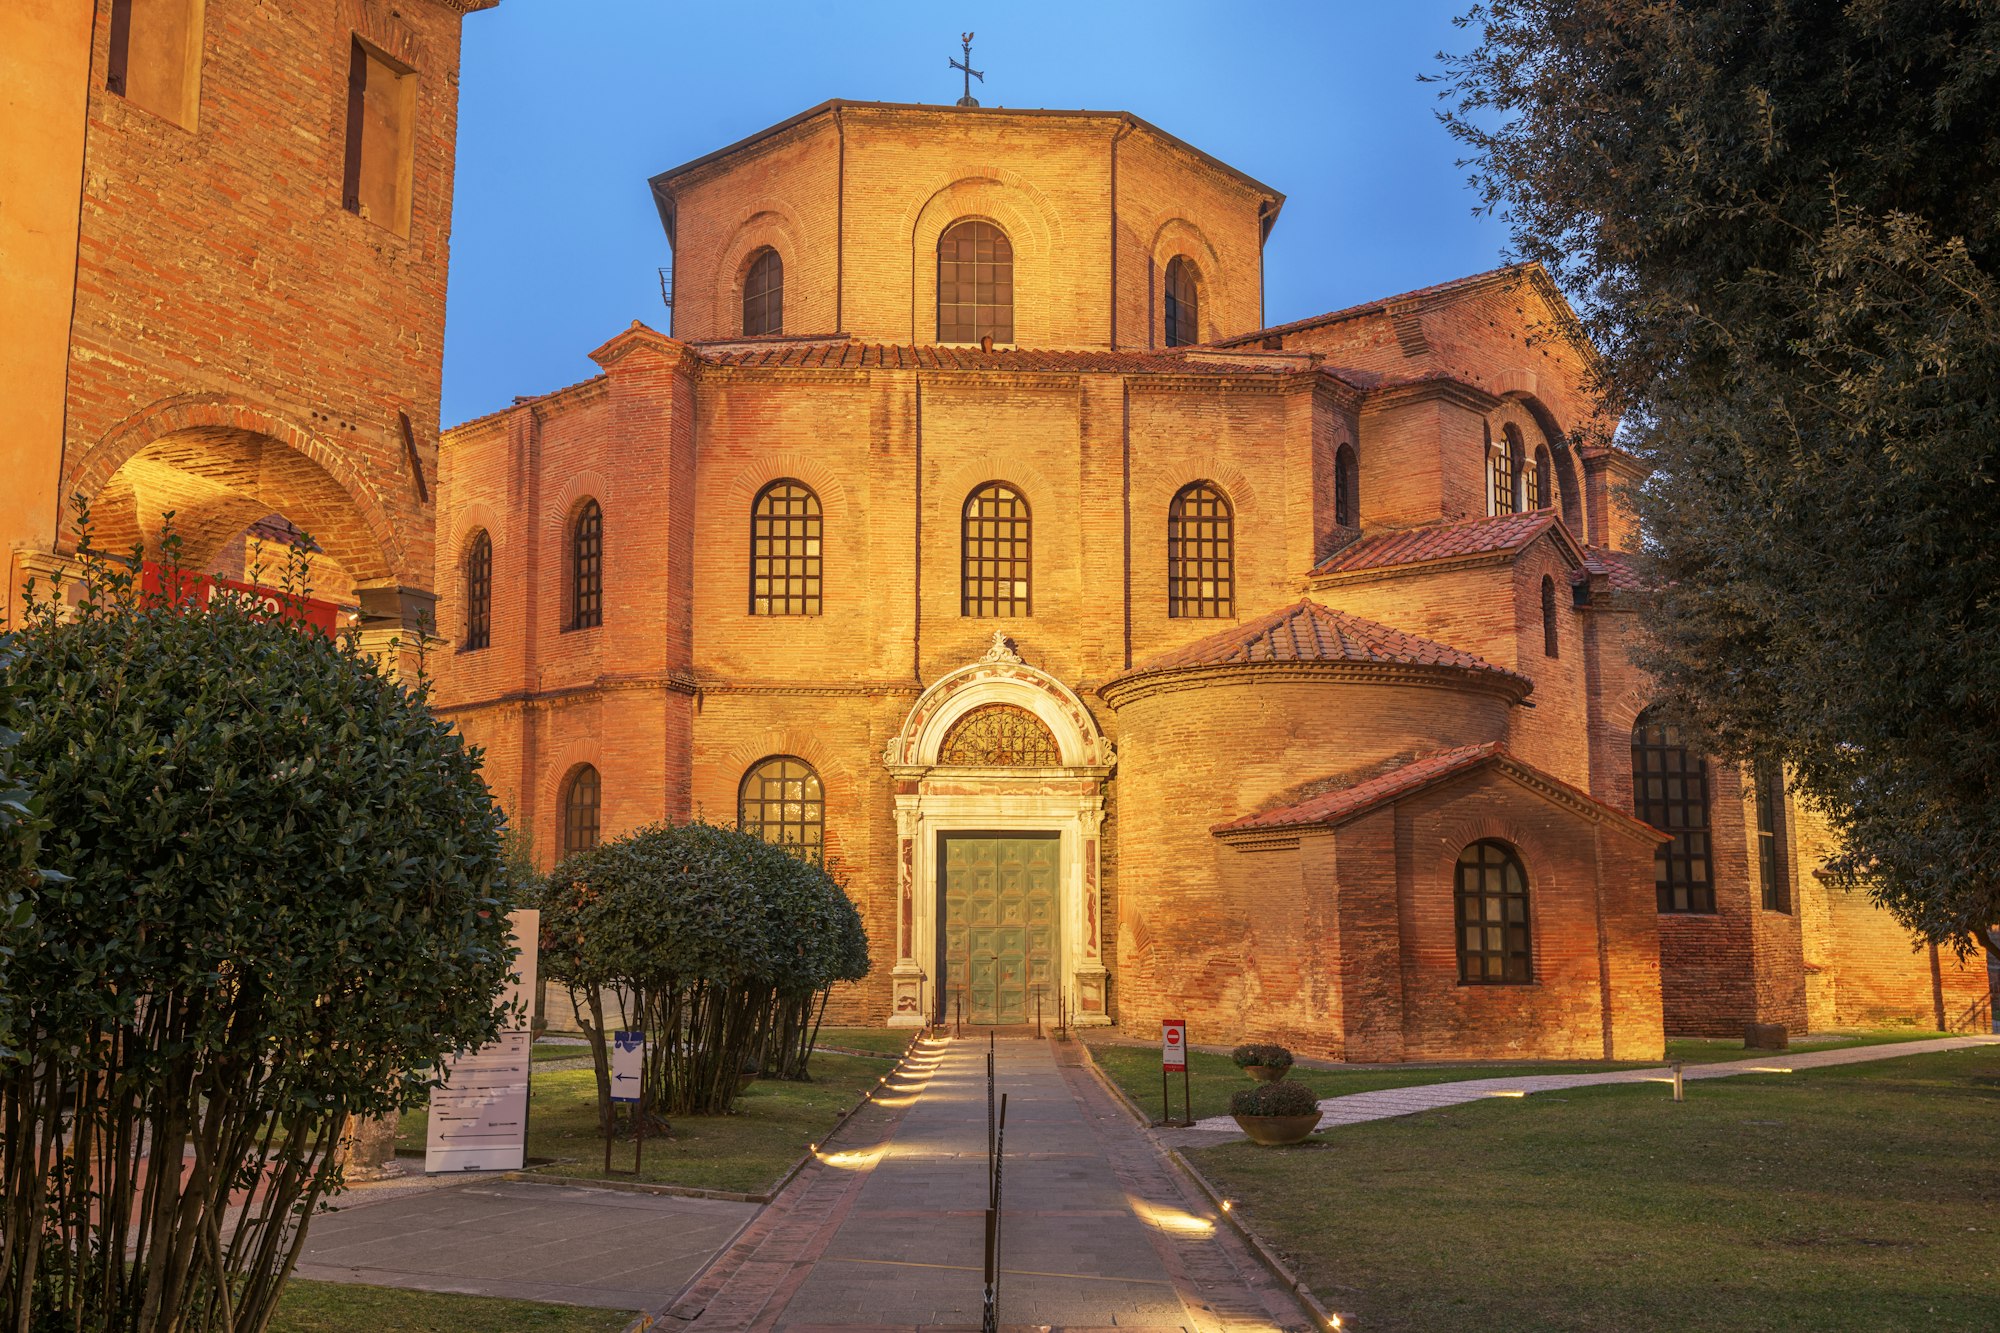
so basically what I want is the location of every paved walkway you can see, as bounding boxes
[652,1035,1304,1332]
[1177,1034,2000,1138]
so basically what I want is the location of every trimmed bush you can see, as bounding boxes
[1230,1043,1296,1073]
[1231,1080,1322,1118]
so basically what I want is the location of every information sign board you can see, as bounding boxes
[424,910,539,1173]
[1161,1019,1187,1073]
[610,1031,644,1104]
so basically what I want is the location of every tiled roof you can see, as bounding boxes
[1122,600,1520,681]
[697,341,1302,376]
[1579,545,1646,592]
[1210,266,1532,348]
[1211,742,1665,838]
[1313,511,1566,577]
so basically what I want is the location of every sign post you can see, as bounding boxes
[424,910,539,1173]
[1161,1019,1188,1127]
[610,1030,644,1175]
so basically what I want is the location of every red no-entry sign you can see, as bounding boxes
[1161,1019,1187,1073]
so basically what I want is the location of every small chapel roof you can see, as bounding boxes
[1312,510,1580,578]
[1210,265,1534,348]
[1210,741,1665,841]
[1118,599,1521,681]
[1578,545,1646,592]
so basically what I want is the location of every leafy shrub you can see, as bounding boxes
[1230,1042,1295,1072]
[0,523,517,1329]
[1231,1080,1321,1118]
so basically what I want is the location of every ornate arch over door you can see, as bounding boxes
[882,633,1116,1025]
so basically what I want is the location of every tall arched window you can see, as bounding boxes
[569,498,602,631]
[1530,444,1554,511]
[1335,444,1359,528]
[463,529,492,651]
[750,480,821,615]
[1541,575,1559,658]
[938,220,1013,345]
[560,764,600,860]
[738,756,824,855]
[1632,707,1714,912]
[1456,840,1532,984]
[1755,761,1791,913]
[1164,256,1200,347]
[742,247,783,336]
[1491,426,1522,516]
[1168,481,1234,618]
[962,482,1031,617]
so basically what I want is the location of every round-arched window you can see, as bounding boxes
[1167,481,1233,618]
[1631,707,1714,912]
[961,482,1031,617]
[1164,256,1200,347]
[569,498,602,631]
[560,764,601,860]
[750,480,822,615]
[463,529,492,651]
[1335,444,1359,528]
[743,247,783,336]
[738,755,824,854]
[1456,840,1532,984]
[938,220,1013,344]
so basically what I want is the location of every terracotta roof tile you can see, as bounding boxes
[1579,545,1646,592]
[697,341,1299,377]
[1212,742,1665,838]
[1123,599,1520,681]
[1211,265,1532,348]
[1313,511,1562,577]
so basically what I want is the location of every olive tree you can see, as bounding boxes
[0,526,518,1332]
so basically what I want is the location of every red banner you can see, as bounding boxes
[140,562,342,638]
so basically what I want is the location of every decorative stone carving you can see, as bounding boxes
[982,630,1023,663]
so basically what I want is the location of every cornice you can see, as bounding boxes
[1360,376,1501,416]
[1097,657,1532,710]
[432,670,700,714]
[695,678,925,697]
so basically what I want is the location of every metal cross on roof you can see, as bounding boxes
[950,32,984,107]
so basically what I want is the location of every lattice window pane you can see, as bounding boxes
[750,480,822,616]
[739,756,823,855]
[1335,446,1358,528]
[1165,256,1200,348]
[1756,761,1790,913]
[1168,482,1234,618]
[743,247,783,336]
[571,499,602,630]
[1456,840,1533,984]
[561,765,600,859]
[1492,434,1520,516]
[938,704,1061,766]
[938,220,1014,344]
[962,483,1031,617]
[1632,709,1715,912]
[463,529,491,651]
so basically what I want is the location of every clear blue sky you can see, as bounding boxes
[440,0,1502,426]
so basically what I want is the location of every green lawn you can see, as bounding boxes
[397,1051,887,1194]
[1665,1028,1947,1063]
[1191,1045,2000,1333]
[272,1280,631,1332]
[813,1026,917,1058]
[532,1040,592,1063]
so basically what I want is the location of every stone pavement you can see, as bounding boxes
[296,1178,758,1311]
[652,1034,1305,1332]
[1174,1033,2000,1140]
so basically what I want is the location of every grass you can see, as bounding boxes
[532,1040,591,1063]
[1191,1044,2000,1332]
[272,1280,631,1332]
[1666,1028,1948,1063]
[397,1051,886,1194]
[813,1026,917,1058]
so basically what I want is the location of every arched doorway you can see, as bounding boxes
[883,633,1116,1026]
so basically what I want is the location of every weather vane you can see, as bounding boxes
[950,32,983,108]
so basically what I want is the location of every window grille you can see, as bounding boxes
[1755,761,1791,913]
[1335,445,1359,528]
[1541,575,1558,658]
[570,499,602,630]
[961,483,1031,617]
[561,765,600,859]
[1168,482,1234,618]
[750,480,821,615]
[1164,256,1200,347]
[743,248,783,336]
[1492,427,1522,515]
[939,704,1062,766]
[1632,708,1715,912]
[738,756,824,855]
[463,529,491,651]
[1456,840,1533,983]
[1531,444,1553,510]
[938,220,1014,344]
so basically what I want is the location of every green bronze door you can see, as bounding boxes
[941,834,1060,1025]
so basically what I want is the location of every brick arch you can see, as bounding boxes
[932,454,1060,525]
[715,208,807,336]
[542,740,605,858]
[67,394,408,585]
[1129,456,1260,521]
[721,454,851,517]
[716,731,858,800]
[1147,217,1229,347]
[547,470,610,537]
[1496,390,1586,538]
[905,171,1063,345]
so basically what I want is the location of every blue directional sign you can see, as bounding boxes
[611,1030,644,1104]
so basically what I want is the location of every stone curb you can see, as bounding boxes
[1169,1147,1347,1333]
[1074,1036,1173,1130]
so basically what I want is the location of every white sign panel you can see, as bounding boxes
[1161,1019,1187,1072]
[611,1030,644,1104]
[425,910,539,1173]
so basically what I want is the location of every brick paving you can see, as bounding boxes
[1172,1034,2000,1140]
[650,1034,1306,1332]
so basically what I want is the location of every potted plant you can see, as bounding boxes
[1230,1043,1295,1083]
[1230,1079,1322,1145]
[737,1054,762,1093]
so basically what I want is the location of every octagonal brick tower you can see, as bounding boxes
[648,99,1285,350]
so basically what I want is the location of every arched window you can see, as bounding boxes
[1755,761,1791,913]
[1456,840,1532,984]
[1491,426,1522,516]
[1164,256,1200,347]
[738,756,824,855]
[939,704,1061,766]
[463,529,492,651]
[569,498,602,631]
[750,480,821,615]
[1631,707,1714,912]
[560,764,600,860]
[742,247,783,336]
[1541,575,1559,658]
[1530,444,1554,511]
[938,220,1013,345]
[1334,445,1359,528]
[1167,481,1234,618]
[961,482,1031,617]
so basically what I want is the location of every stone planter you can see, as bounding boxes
[736,1072,759,1093]
[1242,1064,1287,1083]
[1231,1112,1321,1146]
